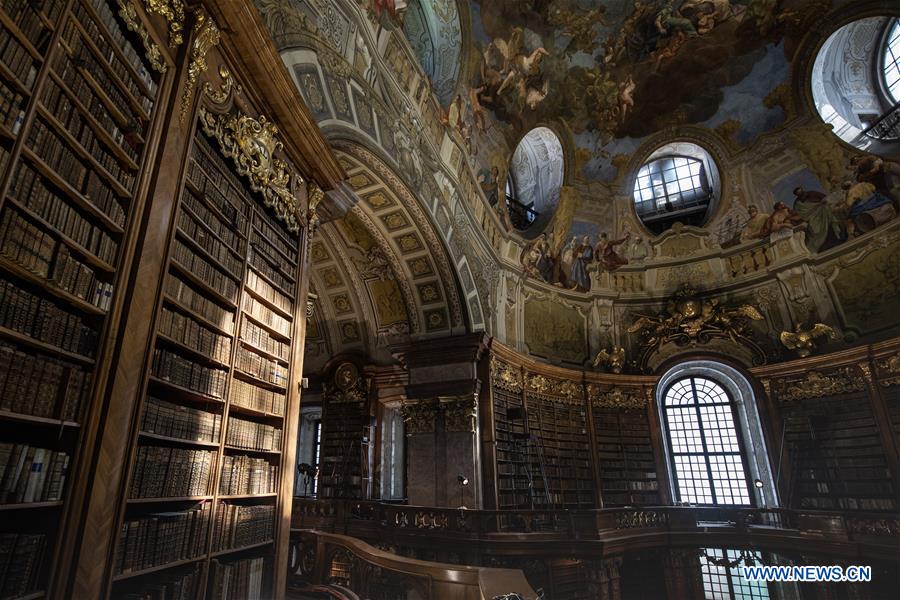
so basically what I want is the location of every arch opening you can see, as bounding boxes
[506,126,564,235]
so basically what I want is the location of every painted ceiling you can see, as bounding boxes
[461,0,840,181]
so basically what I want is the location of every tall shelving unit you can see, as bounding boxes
[592,407,660,507]
[0,0,163,597]
[111,121,301,598]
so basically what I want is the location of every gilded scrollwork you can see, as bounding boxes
[400,401,439,435]
[875,352,900,387]
[775,368,867,402]
[588,385,647,409]
[144,0,185,47]
[441,396,478,433]
[116,0,167,73]
[198,107,303,232]
[181,12,221,122]
[490,357,523,393]
[525,373,582,402]
[202,65,242,107]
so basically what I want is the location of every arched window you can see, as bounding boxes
[507,127,564,233]
[632,142,719,234]
[882,19,900,104]
[662,376,753,506]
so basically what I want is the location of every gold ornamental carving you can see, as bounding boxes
[525,373,581,403]
[875,352,900,387]
[779,323,836,358]
[490,357,522,393]
[144,0,185,48]
[441,396,478,433]
[588,385,647,409]
[400,401,438,435]
[116,0,166,73]
[181,12,221,121]
[323,362,366,403]
[199,107,303,232]
[592,346,627,374]
[776,368,866,403]
[202,65,242,107]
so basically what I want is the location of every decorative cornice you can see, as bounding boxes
[774,367,867,403]
[490,357,522,394]
[588,385,648,409]
[525,373,582,404]
[198,106,303,232]
[875,352,900,387]
[400,400,438,435]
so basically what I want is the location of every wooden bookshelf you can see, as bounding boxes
[0,0,160,597]
[319,391,366,499]
[591,406,661,507]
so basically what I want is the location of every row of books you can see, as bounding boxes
[130,445,215,499]
[84,0,157,98]
[12,163,119,265]
[71,0,155,112]
[4,0,61,51]
[0,443,69,503]
[187,158,247,235]
[115,502,211,575]
[27,116,93,192]
[178,207,243,278]
[241,318,289,362]
[242,295,290,339]
[165,274,235,335]
[235,347,288,389]
[212,502,274,552]
[246,270,292,315]
[0,276,99,357]
[172,238,238,304]
[158,305,232,365]
[225,417,282,452]
[253,210,297,264]
[193,135,253,217]
[0,25,38,91]
[151,347,228,399]
[229,378,285,417]
[181,187,244,257]
[141,396,222,445]
[48,52,141,166]
[0,533,45,599]
[52,244,114,311]
[58,19,146,128]
[248,246,294,296]
[209,556,268,600]
[115,563,203,600]
[0,79,24,134]
[42,67,136,194]
[0,340,91,420]
[219,454,277,496]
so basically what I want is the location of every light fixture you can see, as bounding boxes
[754,479,764,489]
[457,475,469,486]
[457,475,469,508]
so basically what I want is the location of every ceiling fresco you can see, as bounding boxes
[464,0,835,181]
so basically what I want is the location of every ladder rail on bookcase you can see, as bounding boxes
[0,0,170,598]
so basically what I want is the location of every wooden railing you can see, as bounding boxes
[292,498,900,560]
[288,529,540,600]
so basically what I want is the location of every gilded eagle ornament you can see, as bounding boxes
[592,346,627,374]
[779,323,836,358]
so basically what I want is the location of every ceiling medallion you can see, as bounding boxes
[199,106,302,232]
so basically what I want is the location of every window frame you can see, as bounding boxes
[879,17,900,105]
[661,376,756,507]
[632,154,712,219]
[701,548,771,600]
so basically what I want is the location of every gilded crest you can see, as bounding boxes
[490,357,523,393]
[777,368,866,402]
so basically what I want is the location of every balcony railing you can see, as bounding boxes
[861,100,900,141]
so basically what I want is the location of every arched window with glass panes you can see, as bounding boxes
[662,376,754,506]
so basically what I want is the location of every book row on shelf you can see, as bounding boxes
[1,209,114,310]
[0,340,91,420]
[242,295,290,339]
[115,502,212,575]
[187,152,249,231]
[211,502,274,552]
[225,417,282,453]
[248,247,293,296]
[0,443,69,503]
[5,0,60,50]
[229,378,284,416]
[152,347,228,399]
[172,239,238,304]
[181,187,244,256]
[178,208,243,278]
[219,454,277,496]
[0,79,24,135]
[0,25,38,92]
[241,316,289,361]
[0,276,99,357]
[158,305,232,365]
[10,164,119,265]
[141,396,222,445]
[115,563,203,600]
[0,533,45,599]
[166,273,235,334]
[209,556,269,600]
[246,270,291,314]
[234,347,287,388]
[251,217,296,264]
[129,446,214,499]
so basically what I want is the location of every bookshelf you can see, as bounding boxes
[319,391,366,499]
[592,406,661,507]
[493,384,530,510]
[111,119,303,599]
[0,0,161,597]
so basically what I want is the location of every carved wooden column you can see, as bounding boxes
[396,333,489,508]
